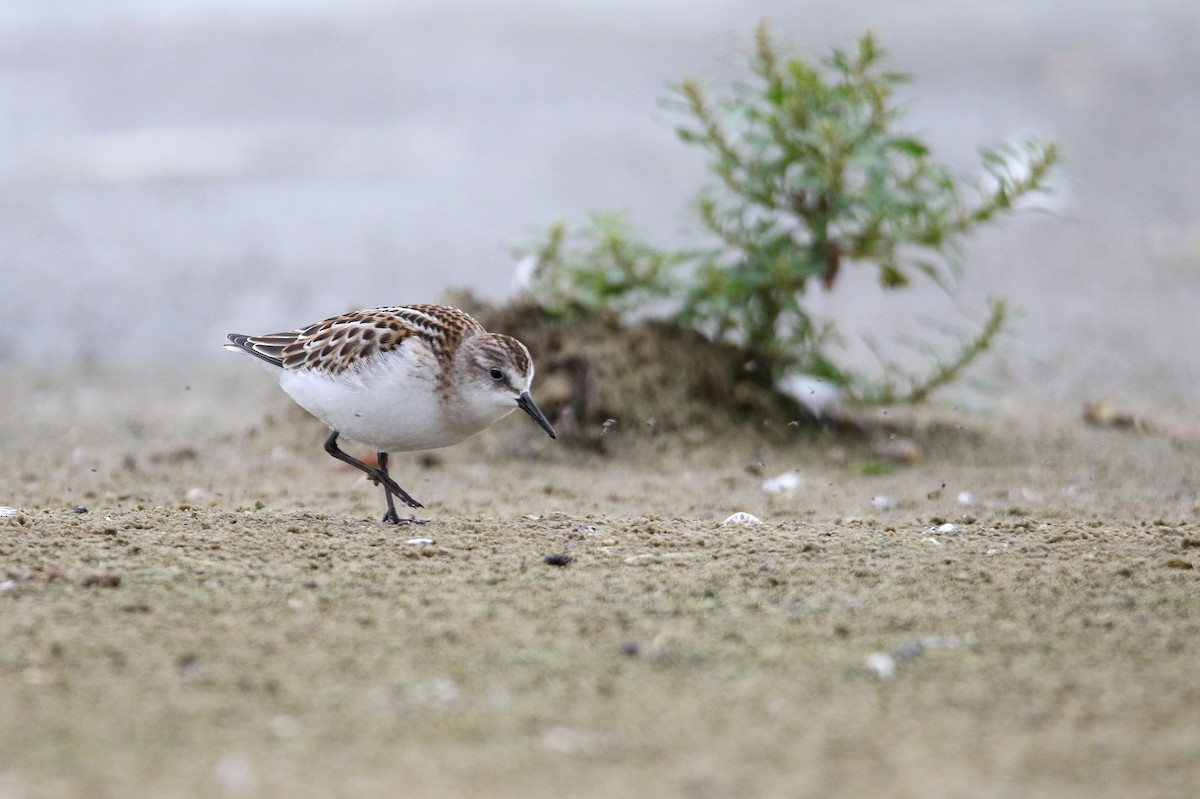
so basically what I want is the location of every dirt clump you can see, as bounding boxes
[456,294,804,446]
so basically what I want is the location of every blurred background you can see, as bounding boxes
[2,0,1197,412]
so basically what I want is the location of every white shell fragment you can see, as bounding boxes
[722,512,763,526]
[267,714,302,740]
[213,752,256,793]
[761,471,802,493]
[776,372,843,419]
[406,538,434,545]
[865,652,896,679]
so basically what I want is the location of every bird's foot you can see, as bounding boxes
[382,509,429,525]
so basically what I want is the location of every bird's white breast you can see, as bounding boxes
[278,344,476,452]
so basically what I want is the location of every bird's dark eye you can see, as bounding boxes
[489,368,504,381]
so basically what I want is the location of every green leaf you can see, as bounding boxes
[517,23,1057,402]
[890,137,929,157]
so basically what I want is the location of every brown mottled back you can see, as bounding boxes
[228,305,485,376]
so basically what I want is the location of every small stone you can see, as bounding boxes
[81,571,121,588]
[214,752,256,793]
[871,436,922,465]
[544,553,573,567]
[25,566,65,583]
[268,714,302,740]
[177,654,205,678]
[1164,557,1194,570]
[891,640,927,660]
[865,652,896,679]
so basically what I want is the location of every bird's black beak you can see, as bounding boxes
[517,392,557,439]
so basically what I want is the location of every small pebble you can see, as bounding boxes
[268,714,302,740]
[544,553,573,567]
[891,640,926,660]
[871,436,922,465]
[405,538,434,545]
[81,572,121,588]
[865,652,896,679]
[72,506,88,514]
[214,752,256,793]
[888,635,965,662]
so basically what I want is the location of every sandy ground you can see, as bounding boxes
[1,365,1198,798]
[2,3,1198,796]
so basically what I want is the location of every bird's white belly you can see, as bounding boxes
[279,363,468,453]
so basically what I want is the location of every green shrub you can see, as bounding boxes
[518,23,1059,403]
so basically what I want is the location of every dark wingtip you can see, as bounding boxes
[224,333,284,368]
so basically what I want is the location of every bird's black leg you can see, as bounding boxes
[376,451,403,524]
[322,432,425,523]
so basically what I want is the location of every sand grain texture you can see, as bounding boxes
[1,368,1198,798]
